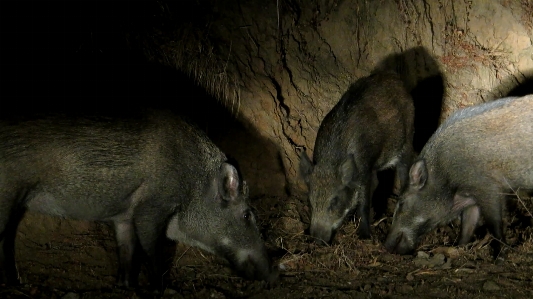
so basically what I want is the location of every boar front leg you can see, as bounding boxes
[355,171,378,239]
[0,201,26,286]
[458,205,480,246]
[114,220,140,288]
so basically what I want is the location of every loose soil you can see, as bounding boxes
[2,191,533,299]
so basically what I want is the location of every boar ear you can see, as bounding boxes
[409,160,428,189]
[299,150,314,185]
[452,193,476,214]
[242,180,249,197]
[340,155,357,188]
[219,163,240,201]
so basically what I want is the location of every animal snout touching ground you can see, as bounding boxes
[384,231,414,255]
[309,221,335,245]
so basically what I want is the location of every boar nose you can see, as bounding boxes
[235,246,278,283]
[250,260,279,283]
[309,223,333,245]
[384,231,404,253]
[385,231,416,256]
[266,264,280,284]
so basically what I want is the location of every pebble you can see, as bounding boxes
[483,280,501,291]
[61,293,80,299]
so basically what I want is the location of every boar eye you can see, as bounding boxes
[243,210,253,222]
[328,196,339,211]
[397,200,405,211]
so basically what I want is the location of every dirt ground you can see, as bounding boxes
[1,189,532,299]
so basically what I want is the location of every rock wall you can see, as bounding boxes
[145,0,533,196]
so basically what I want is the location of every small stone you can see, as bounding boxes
[413,251,433,267]
[210,290,226,298]
[483,280,500,291]
[413,258,430,267]
[406,271,415,281]
[428,253,446,267]
[379,253,397,263]
[432,246,460,259]
[455,268,475,273]
[396,284,414,294]
[416,251,430,259]
[164,288,178,295]
[463,262,477,269]
[441,257,453,269]
[62,293,80,299]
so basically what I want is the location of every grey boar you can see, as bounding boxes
[384,95,533,261]
[300,72,415,244]
[0,109,277,291]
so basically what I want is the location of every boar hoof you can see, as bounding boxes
[3,276,21,287]
[267,265,280,286]
[358,232,371,240]
[357,228,371,240]
[493,247,508,265]
[115,278,138,290]
[494,256,505,265]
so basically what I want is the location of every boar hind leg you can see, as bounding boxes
[480,193,507,262]
[133,211,169,293]
[458,205,480,246]
[0,202,26,286]
[114,220,140,288]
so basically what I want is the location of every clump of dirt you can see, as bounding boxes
[2,192,533,298]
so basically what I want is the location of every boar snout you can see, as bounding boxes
[309,222,334,245]
[384,231,415,255]
[233,247,279,283]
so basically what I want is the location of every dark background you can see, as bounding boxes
[0,0,218,118]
